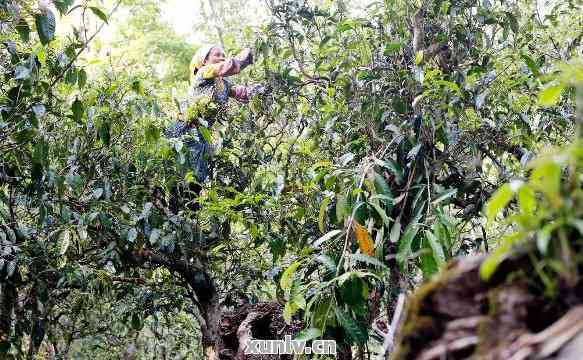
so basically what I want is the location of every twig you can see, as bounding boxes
[50,0,122,88]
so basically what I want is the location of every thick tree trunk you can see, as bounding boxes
[394,254,583,359]
[199,287,223,360]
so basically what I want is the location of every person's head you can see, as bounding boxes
[190,44,223,77]
[205,46,225,65]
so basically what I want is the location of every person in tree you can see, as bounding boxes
[165,45,264,212]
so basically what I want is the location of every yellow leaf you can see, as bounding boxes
[353,220,374,256]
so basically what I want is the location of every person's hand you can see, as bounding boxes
[248,84,267,97]
[235,48,253,68]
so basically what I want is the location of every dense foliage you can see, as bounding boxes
[1,0,581,358]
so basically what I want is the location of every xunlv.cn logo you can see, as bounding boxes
[244,335,336,355]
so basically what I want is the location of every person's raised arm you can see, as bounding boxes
[193,48,253,84]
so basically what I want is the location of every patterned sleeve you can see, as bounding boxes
[192,58,245,87]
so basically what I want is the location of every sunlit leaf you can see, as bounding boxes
[280,260,302,291]
[415,51,424,65]
[480,232,526,280]
[384,42,403,55]
[313,229,342,248]
[59,229,71,255]
[538,85,564,107]
[517,185,535,214]
[283,301,296,324]
[485,183,513,224]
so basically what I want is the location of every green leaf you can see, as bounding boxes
[149,229,161,245]
[72,99,84,123]
[420,250,439,278]
[396,224,419,266]
[340,276,366,307]
[132,80,144,95]
[506,12,519,34]
[425,230,446,266]
[35,10,56,45]
[127,228,138,243]
[537,222,559,254]
[390,219,401,243]
[348,253,387,269]
[520,53,540,77]
[78,68,87,88]
[65,69,77,85]
[92,188,103,200]
[384,42,403,55]
[315,254,336,274]
[415,51,424,65]
[485,183,513,224]
[375,159,404,184]
[131,314,142,330]
[313,229,342,248]
[369,201,391,228]
[295,328,322,341]
[480,232,526,280]
[198,126,212,143]
[318,197,331,233]
[280,260,302,291]
[374,173,392,197]
[335,194,347,224]
[99,120,111,146]
[517,185,535,214]
[432,188,457,205]
[89,6,109,24]
[16,19,30,42]
[283,301,296,324]
[335,309,368,345]
[6,261,16,278]
[530,162,561,201]
[54,0,74,15]
[59,230,70,255]
[293,293,306,310]
[538,85,564,107]
[145,124,160,143]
